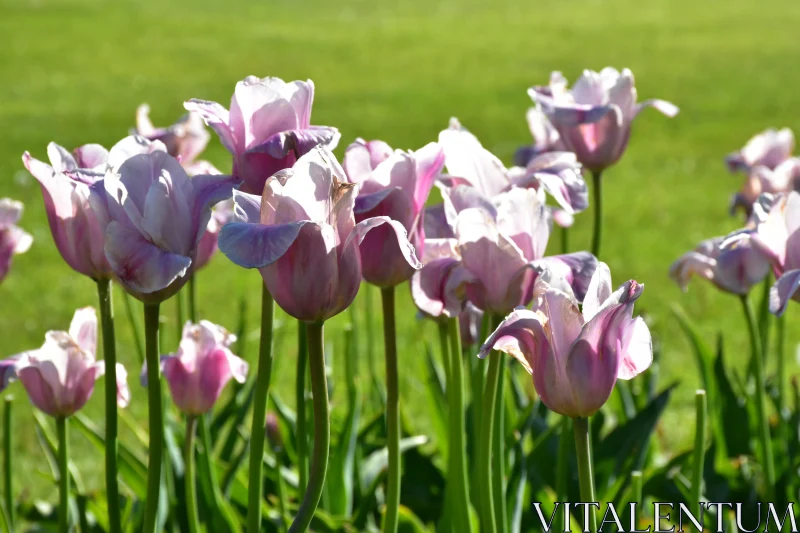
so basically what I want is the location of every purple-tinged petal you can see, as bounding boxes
[770,269,800,316]
[0,357,19,392]
[231,189,262,224]
[532,252,598,303]
[184,99,238,154]
[633,99,679,119]
[423,204,455,240]
[218,221,309,269]
[617,317,653,380]
[438,118,509,197]
[246,126,339,160]
[343,138,394,183]
[73,144,109,170]
[582,261,612,321]
[107,135,167,172]
[495,187,549,261]
[411,142,445,214]
[68,307,97,356]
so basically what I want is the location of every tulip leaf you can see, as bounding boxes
[595,384,676,497]
[713,337,752,458]
[360,435,429,493]
[423,341,448,463]
[72,414,148,499]
[393,505,431,532]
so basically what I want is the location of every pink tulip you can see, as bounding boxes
[219,147,421,322]
[726,128,795,173]
[514,107,567,167]
[0,199,33,283]
[101,150,235,302]
[185,76,339,194]
[194,198,235,272]
[451,186,597,315]
[439,118,588,214]
[5,308,130,417]
[529,69,679,173]
[479,263,652,417]
[751,191,800,314]
[344,139,445,287]
[729,156,800,218]
[147,321,247,415]
[410,238,473,319]
[135,104,219,176]
[669,230,770,295]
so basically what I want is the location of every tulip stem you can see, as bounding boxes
[142,302,163,533]
[556,417,571,533]
[56,416,69,533]
[188,274,197,324]
[4,396,14,531]
[121,291,145,364]
[296,321,309,494]
[740,295,776,498]
[590,171,603,258]
[184,416,200,533]
[692,390,707,517]
[448,318,474,533]
[573,416,597,533]
[381,286,401,533]
[246,285,275,533]
[97,279,121,533]
[561,226,570,255]
[288,321,329,533]
[777,314,787,420]
[479,354,501,533]
[175,291,185,345]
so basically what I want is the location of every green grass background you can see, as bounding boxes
[2,0,800,503]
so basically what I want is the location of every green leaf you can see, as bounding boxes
[395,505,432,533]
[714,337,752,458]
[423,341,448,464]
[72,414,148,499]
[360,436,429,494]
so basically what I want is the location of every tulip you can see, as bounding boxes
[219,146,420,322]
[528,69,679,174]
[439,118,588,215]
[453,186,597,315]
[4,308,129,417]
[144,321,248,415]
[0,199,32,284]
[101,150,235,303]
[344,138,445,287]
[480,263,652,417]
[729,158,800,217]
[185,76,339,194]
[669,230,770,296]
[195,198,234,273]
[513,107,566,167]
[726,128,795,173]
[134,104,218,175]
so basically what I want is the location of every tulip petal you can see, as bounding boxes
[770,269,800,316]
[669,250,718,291]
[424,204,455,240]
[353,188,396,215]
[478,308,546,374]
[634,99,680,119]
[218,221,309,269]
[617,317,653,380]
[107,135,167,171]
[582,262,612,321]
[246,126,340,160]
[343,139,394,183]
[0,198,24,227]
[231,189,262,223]
[495,188,549,261]
[68,307,97,356]
[411,257,463,318]
[439,118,509,197]
[0,357,19,392]
[105,221,191,294]
[441,184,496,231]
[346,215,422,270]
[17,365,59,416]
[184,99,238,154]
[532,252,598,303]
[73,144,109,169]
[412,142,445,214]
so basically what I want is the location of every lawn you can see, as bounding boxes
[1,0,800,502]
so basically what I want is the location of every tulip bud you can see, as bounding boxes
[266,412,283,453]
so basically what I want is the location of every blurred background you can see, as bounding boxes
[2,0,799,501]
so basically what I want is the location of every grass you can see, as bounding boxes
[2,0,800,501]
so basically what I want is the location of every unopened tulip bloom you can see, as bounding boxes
[439,118,588,214]
[135,104,219,176]
[145,321,247,415]
[726,128,795,174]
[5,308,130,417]
[453,187,597,315]
[479,264,652,417]
[101,150,235,302]
[528,69,679,173]
[344,139,445,287]
[670,230,770,295]
[185,76,339,194]
[0,199,33,283]
[219,146,421,322]
[514,107,567,167]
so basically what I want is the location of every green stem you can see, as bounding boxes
[740,295,776,498]
[57,417,69,533]
[438,321,451,387]
[590,170,603,258]
[296,320,309,494]
[692,391,707,517]
[288,321,330,533]
[142,303,163,533]
[492,355,507,533]
[381,286,401,533]
[470,313,491,511]
[184,417,200,533]
[175,289,185,342]
[437,320,452,528]
[573,417,597,533]
[560,226,569,255]
[4,396,13,531]
[448,318,473,533]
[556,418,571,533]
[188,275,197,324]
[479,354,501,533]
[777,315,787,419]
[96,279,121,533]
[246,285,275,533]
[630,471,643,505]
[274,446,289,532]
